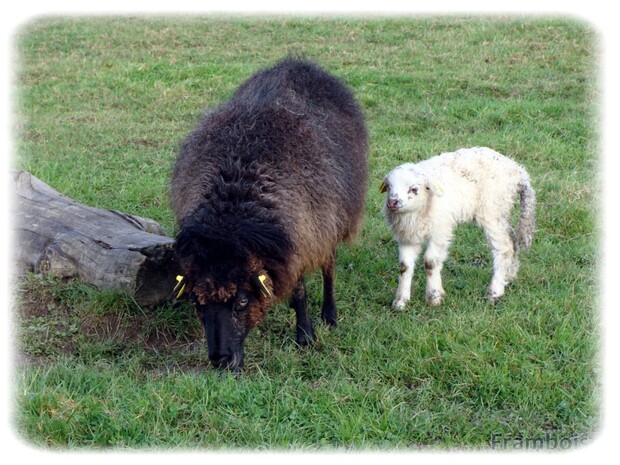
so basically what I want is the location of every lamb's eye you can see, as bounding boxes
[409,186,419,195]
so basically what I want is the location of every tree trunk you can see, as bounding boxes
[12,170,180,307]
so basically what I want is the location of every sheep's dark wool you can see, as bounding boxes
[171,58,368,371]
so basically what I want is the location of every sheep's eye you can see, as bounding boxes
[409,186,419,195]
[235,297,248,312]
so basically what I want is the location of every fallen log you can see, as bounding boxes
[12,170,180,307]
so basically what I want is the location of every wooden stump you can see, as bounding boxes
[12,170,180,307]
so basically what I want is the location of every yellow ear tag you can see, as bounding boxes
[379,181,387,193]
[174,275,187,299]
[258,274,271,297]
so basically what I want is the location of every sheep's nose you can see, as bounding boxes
[387,198,400,211]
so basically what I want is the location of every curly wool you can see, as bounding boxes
[171,57,368,321]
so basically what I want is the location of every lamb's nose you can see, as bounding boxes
[387,199,400,210]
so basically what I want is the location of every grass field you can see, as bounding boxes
[12,16,599,449]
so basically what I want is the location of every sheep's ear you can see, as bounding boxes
[379,180,388,193]
[426,178,445,197]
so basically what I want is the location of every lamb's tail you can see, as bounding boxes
[516,169,536,251]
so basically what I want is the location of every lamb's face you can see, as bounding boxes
[381,166,431,214]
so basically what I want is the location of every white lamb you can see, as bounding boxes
[380,147,535,309]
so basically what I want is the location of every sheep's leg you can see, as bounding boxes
[290,277,315,346]
[321,252,338,327]
[483,221,519,302]
[392,242,421,310]
[424,237,450,306]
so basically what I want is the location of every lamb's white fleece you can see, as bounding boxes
[381,147,535,309]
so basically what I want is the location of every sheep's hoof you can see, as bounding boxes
[426,290,445,307]
[321,304,338,327]
[392,297,409,311]
[296,327,316,347]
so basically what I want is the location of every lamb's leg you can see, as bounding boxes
[483,221,519,302]
[392,242,421,310]
[321,252,338,327]
[290,277,315,346]
[424,237,451,306]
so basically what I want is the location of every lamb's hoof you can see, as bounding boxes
[392,297,409,311]
[486,290,504,303]
[426,290,445,307]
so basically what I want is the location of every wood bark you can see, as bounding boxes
[12,170,180,307]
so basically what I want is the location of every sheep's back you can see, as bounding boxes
[170,59,368,272]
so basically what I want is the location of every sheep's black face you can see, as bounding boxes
[188,274,273,372]
[193,288,255,372]
[174,223,279,371]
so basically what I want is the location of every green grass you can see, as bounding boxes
[13,16,599,449]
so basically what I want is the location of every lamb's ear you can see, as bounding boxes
[426,178,445,197]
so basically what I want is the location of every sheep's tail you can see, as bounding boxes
[516,169,536,251]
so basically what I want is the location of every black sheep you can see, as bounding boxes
[171,58,368,371]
